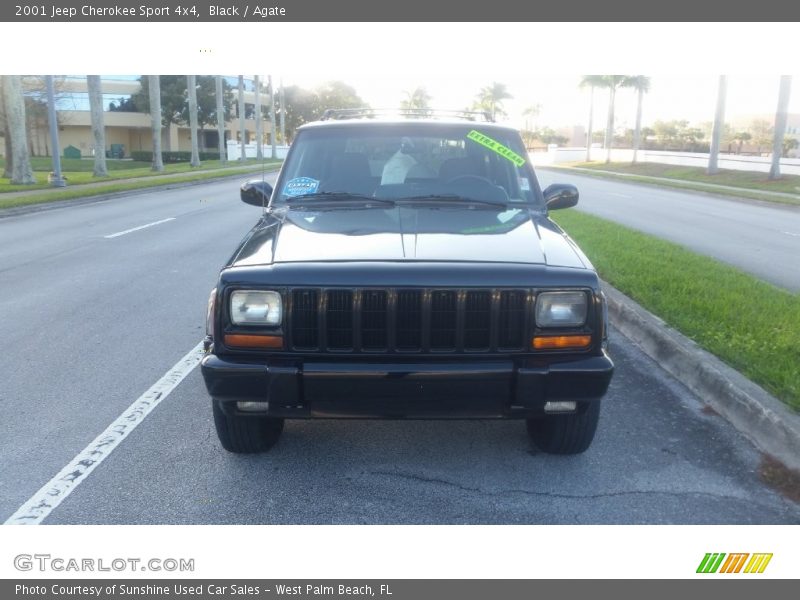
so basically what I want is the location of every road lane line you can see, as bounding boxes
[604,192,632,198]
[104,217,175,239]
[4,341,205,525]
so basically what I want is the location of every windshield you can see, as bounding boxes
[273,123,543,207]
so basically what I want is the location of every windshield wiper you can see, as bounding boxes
[394,194,511,208]
[284,192,395,207]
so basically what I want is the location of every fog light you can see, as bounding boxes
[236,401,269,412]
[544,401,577,413]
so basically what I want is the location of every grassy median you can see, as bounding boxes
[552,209,800,411]
[0,158,282,210]
[555,162,800,206]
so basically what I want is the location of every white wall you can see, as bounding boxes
[530,146,800,176]
[226,140,289,160]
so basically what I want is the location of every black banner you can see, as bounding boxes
[2,0,800,22]
[3,580,799,600]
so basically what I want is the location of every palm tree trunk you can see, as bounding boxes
[632,87,643,164]
[586,85,594,162]
[707,75,727,175]
[604,85,616,164]
[187,75,201,167]
[216,76,226,163]
[87,76,108,177]
[2,75,35,184]
[149,75,164,171]
[769,75,792,180]
[238,76,246,161]
[269,75,277,159]
[1,77,13,178]
[254,75,263,160]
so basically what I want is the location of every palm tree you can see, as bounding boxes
[707,76,727,175]
[474,82,512,120]
[598,75,632,164]
[86,76,108,177]
[254,75,263,160]
[148,75,164,171]
[400,87,432,113]
[769,75,792,180]
[237,76,246,161]
[579,76,605,161]
[215,76,225,163]
[187,75,201,167]
[627,75,651,164]
[1,75,35,184]
[1,77,13,179]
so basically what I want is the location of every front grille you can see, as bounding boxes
[289,288,529,353]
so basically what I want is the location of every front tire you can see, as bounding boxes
[526,401,601,454]
[212,400,284,453]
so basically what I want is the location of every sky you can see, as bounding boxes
[282,74,800,132]
[2,22,798,135]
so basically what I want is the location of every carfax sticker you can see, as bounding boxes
[467,130,526,167]
[283,177,319,197]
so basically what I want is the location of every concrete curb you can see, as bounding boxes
[604,282,800,471]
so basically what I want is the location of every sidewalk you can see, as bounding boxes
[544,164,800,201]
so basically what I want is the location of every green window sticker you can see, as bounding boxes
[467,130,526,167]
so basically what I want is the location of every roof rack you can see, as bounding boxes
[320,108,494,123]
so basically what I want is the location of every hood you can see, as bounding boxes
[230,205,587,269]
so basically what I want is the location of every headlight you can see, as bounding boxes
[535,291,587,327]
[230,290,282,326]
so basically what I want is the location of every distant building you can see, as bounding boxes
[1,75,274,158]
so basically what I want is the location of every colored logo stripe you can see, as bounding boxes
[744,553,773,573]
[697,553,726,573]
[719,553,749,573]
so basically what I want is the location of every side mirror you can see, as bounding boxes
[543,183,579,210]
[240,179,273,207]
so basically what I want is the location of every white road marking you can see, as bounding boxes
[4,341,205,525]
[783,231,800,237]
[605,192,632,198]
[104,217,175,239]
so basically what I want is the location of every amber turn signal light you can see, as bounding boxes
[532,335,592,350]
[224,334,284,349]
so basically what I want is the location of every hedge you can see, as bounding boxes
[130,151,222,163]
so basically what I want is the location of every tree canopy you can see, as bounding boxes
[132,75,234,130]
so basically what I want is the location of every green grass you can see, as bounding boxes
[552,209,800,411]
[554,162,800,206]
[0,158,278,193]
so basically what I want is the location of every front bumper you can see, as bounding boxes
[201,352,614,419]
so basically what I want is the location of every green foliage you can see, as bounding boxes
[553,209,800,410]
[400,87,432,111]
[280,80,367,141]
[132,75,234,129]
[473,82,512,120]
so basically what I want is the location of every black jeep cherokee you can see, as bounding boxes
[201,109,613,454]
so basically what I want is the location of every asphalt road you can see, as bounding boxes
[1,178,798,524]
[537,169,800,292]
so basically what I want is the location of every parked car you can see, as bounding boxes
[202,109,613,454]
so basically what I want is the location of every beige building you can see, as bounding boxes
[3,76,274,158]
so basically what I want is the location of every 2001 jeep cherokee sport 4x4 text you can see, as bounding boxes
[201,109,614,454]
